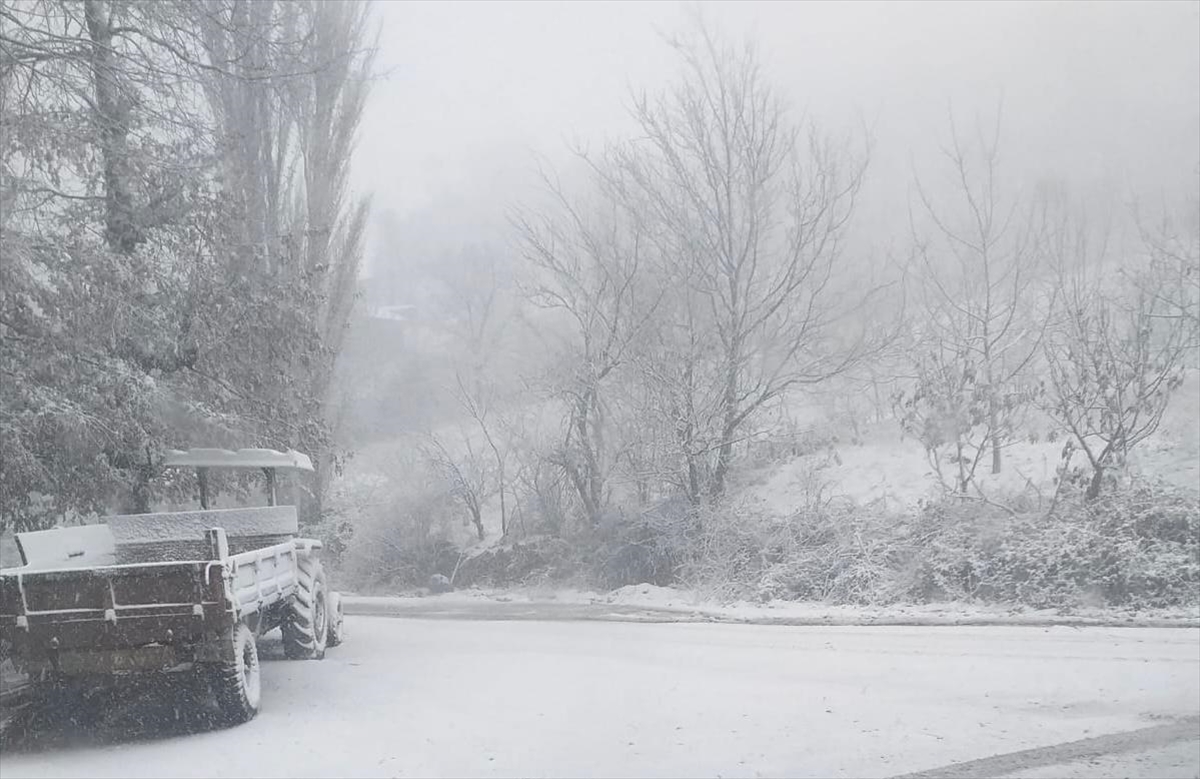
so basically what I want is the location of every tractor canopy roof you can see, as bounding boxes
[162,448,315,472]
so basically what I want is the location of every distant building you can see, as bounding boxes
[372,304,415,323]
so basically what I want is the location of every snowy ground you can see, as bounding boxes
[740,370,1200,516]
[742,396,1200,517]
[2,616,1197,779]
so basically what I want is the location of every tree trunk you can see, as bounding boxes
[84,0,139,255]
[1085,465,1105,502]
[710,419,736,501]
[568,388,606,526]
[990,406,1003,475]
[470,506,484,541]
[129,484,151,514]
[498,481,507,537]
[564,459,598,527]
[676,360,702,506]
[674,408,701,506]
[122,448,153,514]
[710,346,742,501]
[297,460,325,533]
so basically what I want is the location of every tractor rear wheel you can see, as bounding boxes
[211,621,261,725]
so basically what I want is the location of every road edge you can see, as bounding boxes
[340,596,1200,629]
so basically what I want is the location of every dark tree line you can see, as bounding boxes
[1,0,375,532]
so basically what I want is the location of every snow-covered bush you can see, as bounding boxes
[674,495,890,604]
[743,503,903,605]
[336,455,465,592]
[674,480,1198,610]
[585,501,691,591]
[454,536,576,588]
[895,483,1199,609]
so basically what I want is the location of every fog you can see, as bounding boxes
[355,0,1200,278]
[2,0,1197,626]
[324,0,1198,600]
[2,2,1200,767]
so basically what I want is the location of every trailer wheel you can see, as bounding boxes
[212,621,261,725]
[282,556,328,660]
[327,591,345,648]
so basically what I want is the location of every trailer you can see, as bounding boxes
[0,448,345,727]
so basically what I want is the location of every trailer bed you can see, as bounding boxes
[0,507,306,676]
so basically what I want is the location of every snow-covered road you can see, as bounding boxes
[1,617,1197,778]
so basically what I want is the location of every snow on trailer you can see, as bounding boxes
[0,448,345,729]
[161,448,315,471]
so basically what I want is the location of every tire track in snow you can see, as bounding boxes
[891,716,1200,779]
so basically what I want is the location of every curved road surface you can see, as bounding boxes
[1,603,1197,778]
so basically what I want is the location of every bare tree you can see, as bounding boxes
[1133,196,1200,355]
[1043,219,1194,501]
[509,15,882,521]
[422,431,492,542]
[427,245,513,386]
[422,242,523,536]
[287,0,375,526]
[605,15,876,502]
[899,106,1051,492]
[512,165,661,526]
[196,0,376,525]
[290,0,375,366]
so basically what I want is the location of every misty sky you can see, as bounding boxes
[353,0,1200,276]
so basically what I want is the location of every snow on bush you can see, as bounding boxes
[334,431,1198,611]
[719,481,1200,609]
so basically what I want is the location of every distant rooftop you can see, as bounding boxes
[372,304,415,322]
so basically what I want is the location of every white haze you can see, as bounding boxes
[353,0,1200,276]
